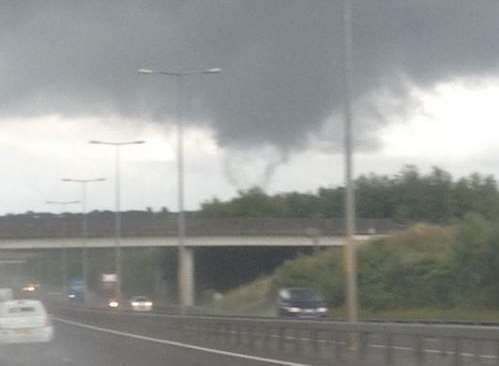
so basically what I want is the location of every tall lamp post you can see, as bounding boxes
[61,178,106,304]
[342,0,358,323]
[89,140,145,301]
[138,66,221,307]
[45,200,80,296]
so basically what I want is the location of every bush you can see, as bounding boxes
[273,216,499,310]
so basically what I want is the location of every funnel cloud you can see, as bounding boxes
[1,1,498,152]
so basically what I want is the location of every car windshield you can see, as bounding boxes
[1,2,496,365]
[288,289,323,302]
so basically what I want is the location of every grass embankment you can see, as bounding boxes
[219,215,499,322]
[216,276,275,316]
[218,284,499,322]
[218,282,499,321]
[219,286,499,322]
[218,284,499,321]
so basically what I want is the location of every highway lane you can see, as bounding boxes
[0,318,314,366]
[51,306,332,365]
[48,306,499,366]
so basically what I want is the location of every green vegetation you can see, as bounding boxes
[26,164,499,312]
[202,166,499,222]
[201,166,499,312]
[215,277,275,316]
[219,214,499,319]
[274,214,499,312]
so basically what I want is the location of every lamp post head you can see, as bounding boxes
[89,140,146,146]
[204,68,222,74]
[138,68,154,74]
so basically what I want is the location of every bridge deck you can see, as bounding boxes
[0,216,403,239]
[0,235,379,249]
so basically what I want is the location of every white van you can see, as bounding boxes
[0,300,53,344]
[0,288,13,302]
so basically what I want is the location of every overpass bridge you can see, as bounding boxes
[0,234,378,249]
[0,217,404,305]
[0,217,402,249]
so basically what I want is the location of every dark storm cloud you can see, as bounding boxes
[1,1,499,150]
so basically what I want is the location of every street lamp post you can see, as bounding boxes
[61,178,106,304]
[138,66,221,307]
[45,200,80,296]
[342,0,358,323]
[89,140,145,301]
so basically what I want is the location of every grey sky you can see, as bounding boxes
[2,1,498,150]
[2,1,499,213]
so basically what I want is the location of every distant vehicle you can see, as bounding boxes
[277,288,328,318]
[98,273,118,303]
[67,290,84,303]
[21,282,39,293]
[67,279,84,304]
[130,296,153,312]
[107,298,120,309]
[0,300,53,344]
[0,288,14,302]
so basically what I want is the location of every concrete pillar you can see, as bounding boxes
[178,246,194,307]
[154,261,167,303]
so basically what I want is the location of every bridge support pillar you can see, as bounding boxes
[178,246,194,307]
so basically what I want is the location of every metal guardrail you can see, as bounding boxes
[153,303,499,328]
[149,315,499,366]
[54,304,499,366]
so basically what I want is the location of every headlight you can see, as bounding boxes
[285,307,301,313]
[131,302,140,307]
[144,302,153,307]
[108,301,119,308]
[68,294,76,299]
[317,307,328,313]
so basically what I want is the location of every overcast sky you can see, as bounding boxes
[2,1,499,214]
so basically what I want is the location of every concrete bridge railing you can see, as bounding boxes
[0,217,406,239]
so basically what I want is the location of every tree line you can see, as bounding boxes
[201,165,499,223]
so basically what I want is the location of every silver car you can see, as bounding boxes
[130,296,153,312]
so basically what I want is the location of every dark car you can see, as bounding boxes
[67,289,85,304]
[67,279,85,304]
[277,288,328,318]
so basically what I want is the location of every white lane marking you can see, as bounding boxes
[368,343,497,359]
[53,317,311,366]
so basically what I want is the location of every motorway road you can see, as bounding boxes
[0,318,304,366]
[3,305,497,366]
